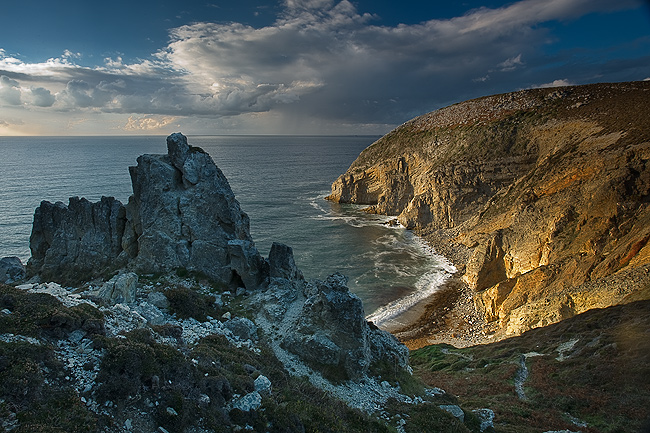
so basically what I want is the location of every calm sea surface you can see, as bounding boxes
[0,135,454,324]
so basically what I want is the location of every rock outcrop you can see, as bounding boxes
[28,196,127,282]
[253,253,409,382]
[283,273,409,380]
[27,133,267,289]
[328,81,650,338]
[0,256,26,284]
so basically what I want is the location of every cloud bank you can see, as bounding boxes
[0,0,647,134]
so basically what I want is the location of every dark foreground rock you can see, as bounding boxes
[0,256,26,284]
[283,273,409,381]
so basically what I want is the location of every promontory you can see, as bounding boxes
[327,80,650,346]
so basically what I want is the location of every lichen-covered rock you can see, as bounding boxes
[254,375,272,396]
[224,316,258,341]
[0,256,26,284]
[125,133,263,287]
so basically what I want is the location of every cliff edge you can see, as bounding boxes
[328,81,650,342]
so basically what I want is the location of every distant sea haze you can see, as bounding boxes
[0,135,453,325]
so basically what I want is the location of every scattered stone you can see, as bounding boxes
[98,272,138,304]
[232,391,262,412]
[0,256,26,283]
[425,387,446,397]
[198,394,211,407]
[439,404,465,422]
[166,407,178,416]
[473,408,495,432]
[224,317,258,341]
[254,375,272,396]
[556,338,580,362]
[136,302,167,326]
[542,431,581,433]
[147,291,169,309]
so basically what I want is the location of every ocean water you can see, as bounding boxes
[0,135,455,325]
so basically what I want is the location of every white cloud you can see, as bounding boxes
[533,78,574,88]
[26,86,56,107]
[0,75,22,105]
[124,115,179,131]
[498,54,524,72]
[0,0,647,133]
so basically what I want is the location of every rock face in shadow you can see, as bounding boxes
[123,133,265,286]
[253,256,409,382]
[28,196,127,283]
[27,133,267,289]
[0,256,26,284]
[328,81,650,338]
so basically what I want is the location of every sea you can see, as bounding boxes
[0,135,455,328]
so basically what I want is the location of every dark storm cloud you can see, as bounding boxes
[0,0,647,129]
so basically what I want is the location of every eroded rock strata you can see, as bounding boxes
[328,81,650,340]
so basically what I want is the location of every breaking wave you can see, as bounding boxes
[366,256,456,327]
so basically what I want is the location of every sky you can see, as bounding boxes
[0,0,649,136]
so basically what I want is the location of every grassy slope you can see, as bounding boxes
[411,300,650,433]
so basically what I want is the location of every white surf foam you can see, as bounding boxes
[366,263,455,327]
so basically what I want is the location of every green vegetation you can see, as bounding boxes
[0,285,104,338]
[411,300,650,433]
[0,340,98,432]
[164,284,221,321]
[2,278,647,432]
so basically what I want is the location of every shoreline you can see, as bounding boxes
[379,227,492,350]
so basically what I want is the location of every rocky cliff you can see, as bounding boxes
[328,81,650,339]
[28,133,267,288]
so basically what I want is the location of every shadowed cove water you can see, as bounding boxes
[0,135,454,325]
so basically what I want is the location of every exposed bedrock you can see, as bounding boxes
[27,133,267,288]
[328,81,650,337]
[254,270,409,381]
